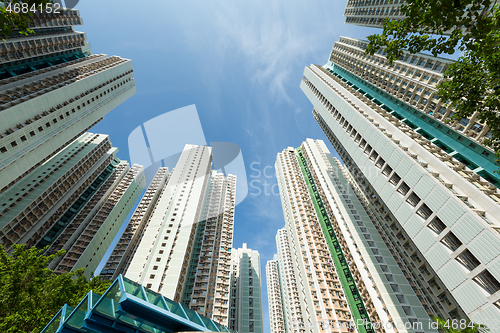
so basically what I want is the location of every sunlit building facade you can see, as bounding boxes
[100,167,170,280]
[0,7,137,276]
[275,139,434,333]
[0,7,135,190]
[300,38,500,326]
[266,254,286,333]
[113,145,237,327]
[229,244,264,333]
[343,0,405,28]
[275,145,355,333]
[48,161,145,277]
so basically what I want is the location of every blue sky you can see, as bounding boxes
[77,0,374,331]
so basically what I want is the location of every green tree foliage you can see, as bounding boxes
[1,0,54,39]
[0,244,111,333]
[434,317,489,332]
[365,0,500,163]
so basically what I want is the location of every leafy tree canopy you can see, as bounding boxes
[1,0,54,40]
[365,0,500,164]
[0,244,111,333]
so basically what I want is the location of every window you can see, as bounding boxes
[456,249,480,271]
[441,232,462,251]
[375,157,385,168]
[20,136,27,142]
[382,165,393,176]
[397,182,410,195]
[427,216,446,234]
[389,173,401,185]
[30,131,35,137]
[0,147,6,154]
[474,270,500,295]
[417,203,433,220]
[10,141,17,148]
[406,192,421,206]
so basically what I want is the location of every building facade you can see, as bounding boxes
[266,254,286,333]
[229,244,264,333]
[0,8,137,276]
[275,145,355,333]
[102,145,237,327]
[0,8,135,190]
[300,39,500,326]
[343,0,405,29]
[100,167,170,280]
[273,140,434,333]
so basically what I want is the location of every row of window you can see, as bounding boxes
[307,77,500,304]
[0,76,133,154]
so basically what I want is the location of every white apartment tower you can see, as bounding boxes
[111,145,236,326]
[300,37,500,326]
[274,139,434,333]
[275,146,355,333]
[266,254,286,333]
[229,244,264,333]
[0,8,137,275]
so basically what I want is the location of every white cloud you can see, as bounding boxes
[178,0,338,103]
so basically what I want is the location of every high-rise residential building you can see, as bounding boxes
[275,144,355,333]
[343,0,405,29]
[229,243,264,333]
[329,36,497,156]
[266,254,285,333]
[49,162,145,277]
[0,8,137,274]
[300,37,500,326]
[274,139,433,333]
[0,132,115,250]
[0,8,136,194]
[103,144,237,326]
[275,228,303,333]
[100,167,170,280]
[0,130,145,280]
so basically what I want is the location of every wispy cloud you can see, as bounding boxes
[177,0,336,104]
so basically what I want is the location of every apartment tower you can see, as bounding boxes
[229,243,264,333]
[0,7,138,275]
[102,145,236,327]
[276,143,356,333]
[300,37,500,326]
[274,139,434,333]
[266,254,286,333]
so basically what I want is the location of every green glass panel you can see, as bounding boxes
[91,292,102,308]
[41,309,62,333]
[117,313,141,328]
[163,298,187,318]
[182,306,205,327]
[64,306,74,320]
[94,282,121,319]
[214,321,228,332]
[66,296,88,328]
[140,322,162,333]
[144,288,168,311]
[199,315,218,332]
[123,276,147,301]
